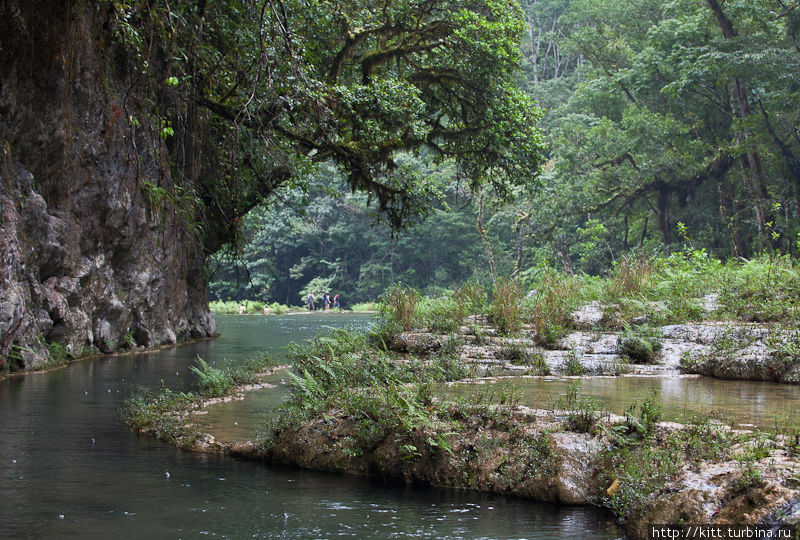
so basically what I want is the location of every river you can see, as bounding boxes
[0,314,622,539]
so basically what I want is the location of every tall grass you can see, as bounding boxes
[453,278,487,316]
[382,285,421,331]
[488,278,523,336]
[605,253,655,299]
[524,270,582,345]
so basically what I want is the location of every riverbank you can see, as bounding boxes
[248,325,800,538]
[125,255,800,537]
[209,299,378,315]
[126,320,800,538]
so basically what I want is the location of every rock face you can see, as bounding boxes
[0,3,215,370]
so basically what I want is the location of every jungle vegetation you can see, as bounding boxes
[200,0,800,305]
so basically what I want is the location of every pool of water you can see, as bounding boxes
[444,375,800,429]
[0,314,623,539]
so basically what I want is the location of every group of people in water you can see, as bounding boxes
[306,292,340,311]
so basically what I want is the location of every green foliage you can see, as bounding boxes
[507,0,800,273]
[381,285,421,331]
[524,270,583,346]
[619,324,663,364]
[454,279,488,314]
[719,256,800,323]
[623,388,662,439]
[187,353,276,398]
[554,381,607,433]
[606,254,656,300]
[599,411,740,526]
[190,357,232,397]
[109,0,546,265]
[123,352,276,444]
[259,327,467,456]
[45,342,71,367]
[415,296,464,334]
[562,348,587,376]
[488,278,523,336]
[121,385,197,445]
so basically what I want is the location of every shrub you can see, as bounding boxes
[619,324,663,364]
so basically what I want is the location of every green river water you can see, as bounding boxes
[0,314,623,539]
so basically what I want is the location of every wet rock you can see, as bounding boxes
[0,5,215,371]
[162,329,177,346]
[549,432,604,504]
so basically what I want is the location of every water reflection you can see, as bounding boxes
[445,375,800,429]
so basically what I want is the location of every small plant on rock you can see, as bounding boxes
[563,348,586,375]
[619,324,663,364]
[554,381,607,433]
[623,388,662,439]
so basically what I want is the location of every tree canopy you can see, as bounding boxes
[108,0,546,252]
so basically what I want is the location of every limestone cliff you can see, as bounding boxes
[0,2,215,370]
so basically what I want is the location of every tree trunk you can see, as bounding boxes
[707,0,771,249]
[476,193,497,288]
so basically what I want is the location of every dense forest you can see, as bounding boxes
[208,0,800,306]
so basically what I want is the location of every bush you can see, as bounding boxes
[619,324,663,364]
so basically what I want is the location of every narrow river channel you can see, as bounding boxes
[0,314,622,539]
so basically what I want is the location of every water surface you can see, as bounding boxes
[0,314,622,539]
[444,375,800,429]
